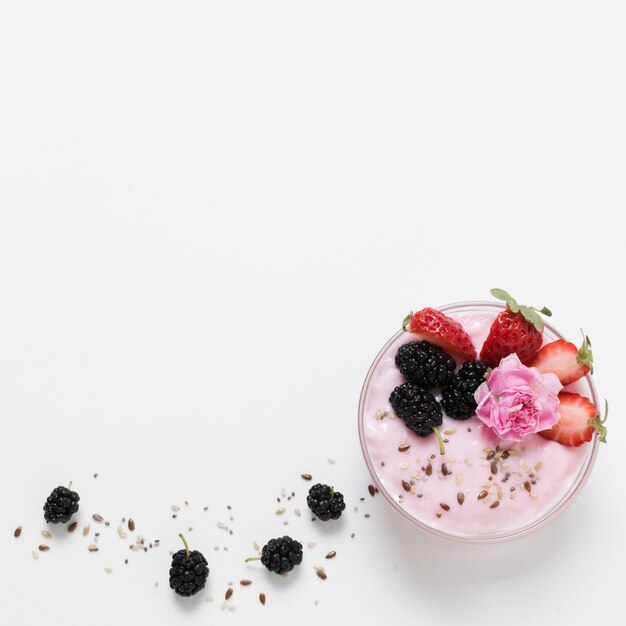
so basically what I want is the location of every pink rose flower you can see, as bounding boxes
[474,353,562,442]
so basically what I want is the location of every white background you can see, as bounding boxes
[1,2,625,625]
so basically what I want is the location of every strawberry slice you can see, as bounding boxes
[403,308,476,360]
[530,333,593,385]
[539,391,606,447]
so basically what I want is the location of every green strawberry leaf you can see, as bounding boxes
[539,306,552,317]
[589,400,608,443]
[491,288,514,302]
[577,330,594,373]
[402,312,413,331]
[519,305,534,323]
[507,300,520,314]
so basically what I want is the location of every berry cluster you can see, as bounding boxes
[390,336,490,445]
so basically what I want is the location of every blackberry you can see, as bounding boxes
[389,383,443,437]
[43,485,80,524]
[441,360,490,420]
[395,341,456,388]
[306,484,346,521]
[246,536,303,575]
[169,534,209,596]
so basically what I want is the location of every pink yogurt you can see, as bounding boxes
[361,308,597,540]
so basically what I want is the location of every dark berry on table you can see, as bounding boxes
[389,383,443,437]
[248,536,303,575]
[395,340,456,388]
[441,360,490,420]
[169,534,209,597]
[306,484,346,521]
[43,485,80,524]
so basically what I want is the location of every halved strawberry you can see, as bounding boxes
[480,288,552,367]
[530,333,593,385]
[539,391,605,447]
[403,308,476,360]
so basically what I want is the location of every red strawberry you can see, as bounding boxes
[539,391,606,447]
[403,308,476,360]
[530,333,593,385]
[480,289,552,367]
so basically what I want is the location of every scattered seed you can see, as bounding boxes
[88,544,99,552]
[253,541,260,551]
[128,518,135,531]
[217,522,228,530]
[83,524,90,536]
[367,485,376,498]
[117,525,127,539]
[491,462,498,475]
[478,490,489,500]
[301,474,312,481]
[104,568,113,574]
[68,522,78,533]
[328,458,335,465]
[14,526,22,538]
[275,508,286,516]
[351,533,355,538]
[425,463,433,476]
[92,514,104,522]
[259,593,266,605]
[225,588,233,600]
[457,493,465,505]
[440,503,450,512]
[325,551,336,559]
[398,444,410,452]
[401,480,411,492]
[41,530,52,539]
[435,512,442,518]
[307,542,316,548]
[524,481,532,492]
[206,595,214,603]
[294,509,301,517]
[39,544,50,551]
[441,463,449,476]
[32,551,39,560]
[443,428,456,435]
[240,579,252,586]
[490,501,500,509]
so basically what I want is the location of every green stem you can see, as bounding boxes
[68,480,73,490]
[432,426,445,455]
[179,533,190,557]
[330,486,335,498]
[245,557,261,563]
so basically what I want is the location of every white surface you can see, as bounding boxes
[1,2,625,625]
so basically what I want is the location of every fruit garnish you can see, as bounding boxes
[403,308,476,361]
[306,483,346,520]
[169,534,209,596]
[245,537,303,575]
[43,483,80,524]
[441,360,490,420]
[395,340,456,388]
[530,331,593,385]
[538,391,602,447]
[480,288,551,366]
[389,382,446,454]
